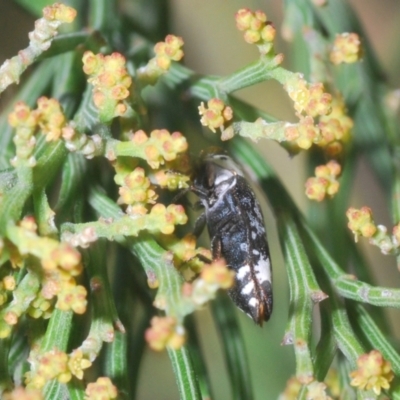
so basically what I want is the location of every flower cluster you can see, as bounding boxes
[330,33,362,65]
[27,292,53,319]
[82,51,132,122]
[284,76,332,118]
[116,167,158,215]
[346,207,377,241]
[8,97,104,164]
[110,129,189,213]
[26,348,91,389]
[111,131,189,218]
[154,167,191,191]
[347,207,400,255]
[137,35,184,84]
[306,381,332,400]
[42,3,77,24]
[283,95,352,198]
[284,116,319,150]
[305,161,341,202]
[317,96,353,156]
[56,283,87,314]
[8,102,38,167]
[182,259,235,306]
[62,124,103,159]
[115,129,188,169]
[350,350,394,395]
[282,75,347,155]
[0,217,87,337]
[272,33,354,180]
[3,387,43,400]
[198,98,233,134]
[145,316,186,351]
[279,370,340,400]
[8,97,77,167]
[85,377,118,400]
[3,276,16,290]
[0,4,76,93]
[285,98,353,153]
[35,97,67,141]
[0,275,16,306]
[278,376,302,400]
[154,152,191,188]
[200,259,235,289]
[159,234,212,275]
[235,8,276,54]
[68,349,92,380]
[154,35,184,71]
[148,204,188,235]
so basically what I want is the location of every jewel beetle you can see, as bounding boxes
[191,148,273,325]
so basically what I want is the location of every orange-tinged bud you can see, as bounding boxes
[330,32,362,65]
[347,206,377,240]
[198,98,233,134]
[261,24,276,42]
[43,3,77,23]
[350,350,393,395]
[85,377,118,400]
[236,9,253,31]
[235,8,275,49]
[132,129,149,144]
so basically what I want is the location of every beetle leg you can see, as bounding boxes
[186,253,212,265]
[193,212,206,237]
[210,235,222,259]
[171,187,190,203]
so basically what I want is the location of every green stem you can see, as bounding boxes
[167,346,202,400]
[0,167,33,232]
[86,186,187,315]
[185,314,214,400]
[348,302,400,375]
[300,220,400,308]
[40,309,73,352]
[75,244,121,361]
[66,379,85,400]
[211,293,254,400]
[217,57,286,95]
[87,186,202,399]
[89,0,118,33]
[0,59,55,165]
[0,337,12,394]
[104,331,130,400]
[277,212,321,384]
[314,305,337,382]
[41,310,74,398]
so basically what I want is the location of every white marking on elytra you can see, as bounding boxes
[249,297,258,307]
[237,265,250,280]
[240,243,248,252]
[242,280,254,295]
[255,257,271,283]
[252,249,260,255]
[250,216,265,236]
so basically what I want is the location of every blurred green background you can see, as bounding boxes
[1,0,400,398]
